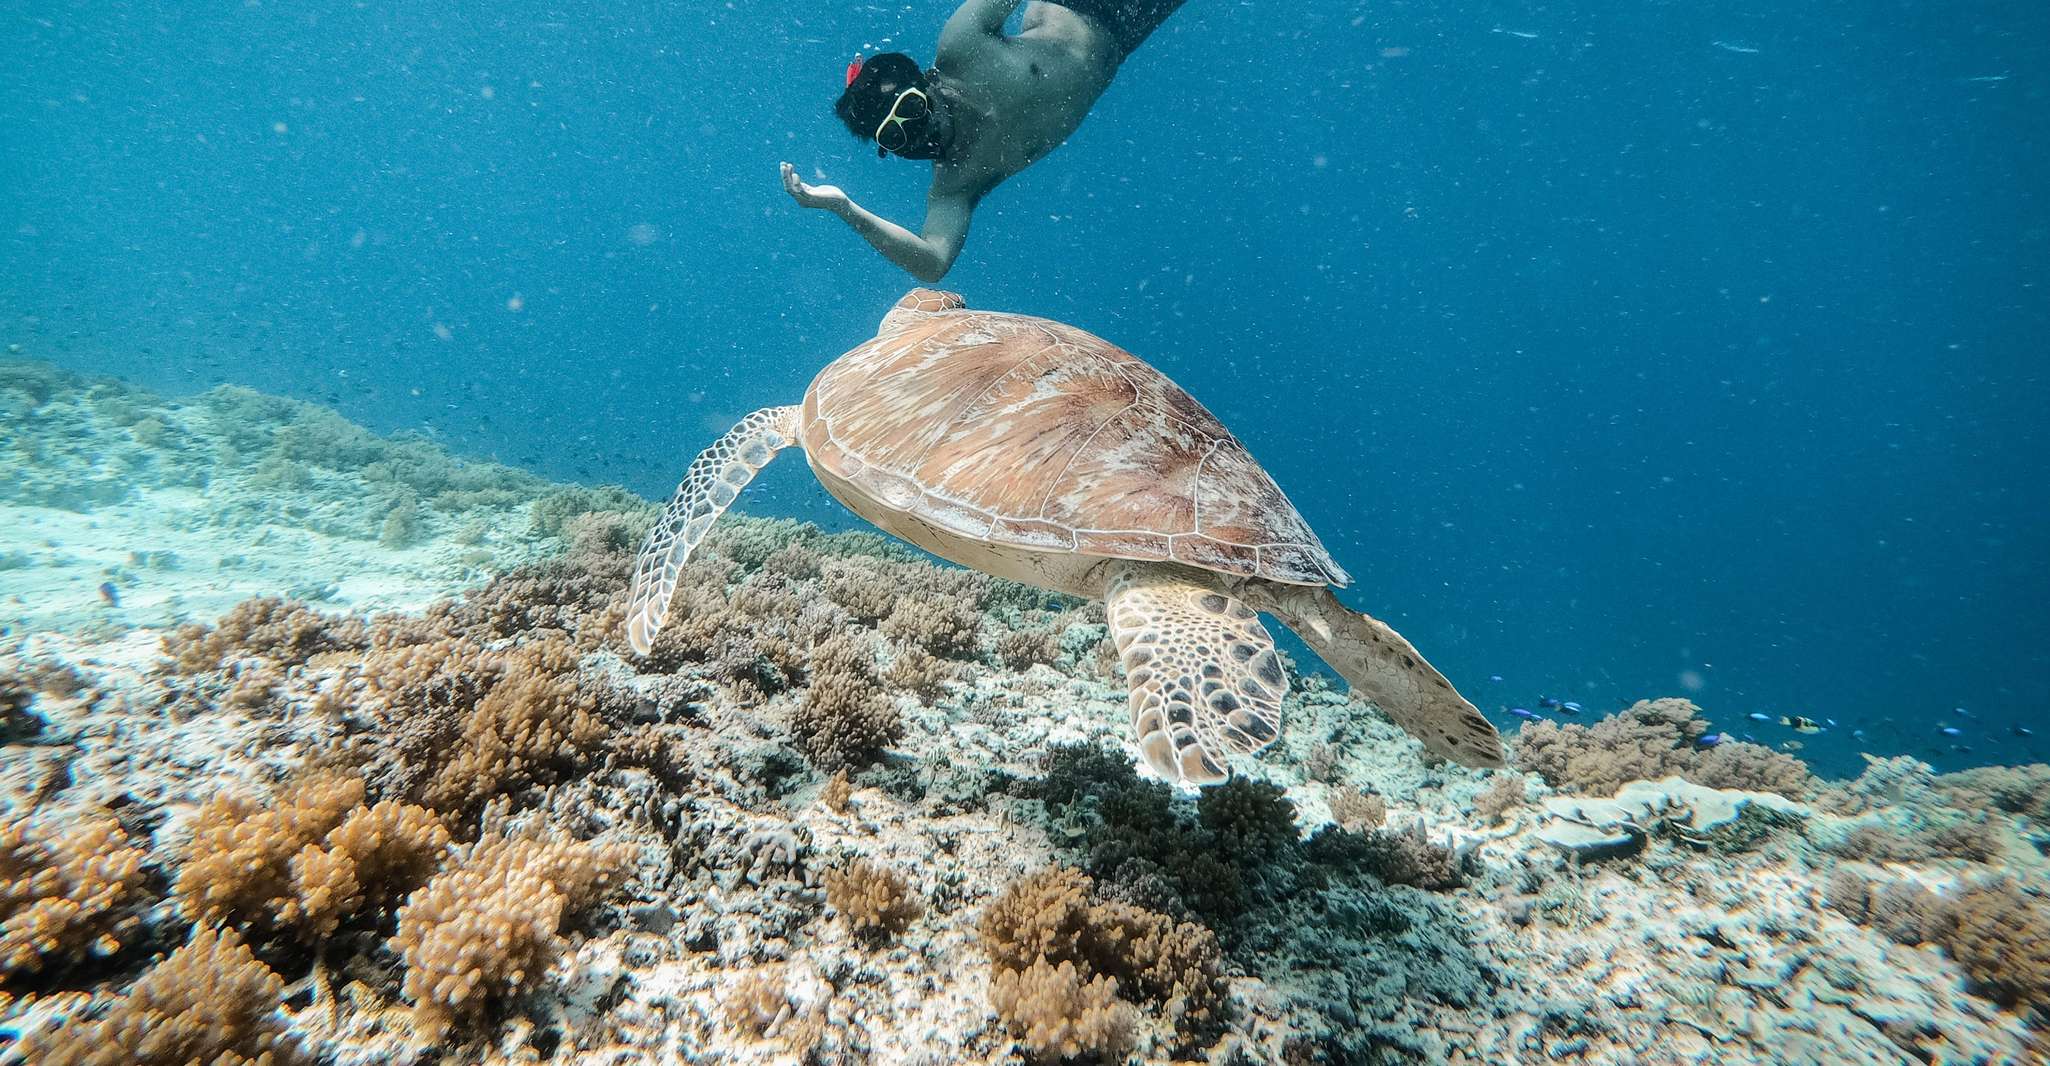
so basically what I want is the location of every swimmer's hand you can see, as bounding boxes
[782,162,850,214]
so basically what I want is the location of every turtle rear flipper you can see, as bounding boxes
[1252,583,1505,769]
[1105,564,1286,786]
[626,405,802,655]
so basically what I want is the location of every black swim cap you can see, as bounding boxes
[835,52,929,143]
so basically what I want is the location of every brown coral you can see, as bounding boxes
[791,635,902,770]
[18,924,301,1066]
[989,958,1134,1062]
[1513,697,1811,798]
[417,633,607,820]
[823,858,923,942]
[880,592,983,659]
[1329,789,1387,831]
[1937,879,2050,1023]
[161,596,369,674]
[0,811,148,977]
[176,771,450,940]
[392,834,635,1042]
[1473,774,1527,825]
[979,866,1226,1052]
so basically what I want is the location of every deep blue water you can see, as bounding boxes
[5,2,2046,777]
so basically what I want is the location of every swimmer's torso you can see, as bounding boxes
[933,3,1121,198]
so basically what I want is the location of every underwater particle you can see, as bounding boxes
[627,222,660,246]
[1488,674,1503,682]
[1678,669,1706,691]
[432,322,453,341]
[271,120,288,133]
[506,294,524,311]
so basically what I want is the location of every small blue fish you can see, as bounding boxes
[1538,696,1562,710]
[1851,729,1867,740]
[1748,712,1771,722]
[1559,701,1583,715]
[1509,707,1538,719]
[98,581,120,608]
[1939,726,1963,737]
[1696,733,1727,748]
[1953,707,1971,717]
[2015,726,2035,738]
[1489,674,1504,683]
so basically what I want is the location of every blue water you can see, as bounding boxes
[5,3,2045,777]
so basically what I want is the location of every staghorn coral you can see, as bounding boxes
[18,923,300,1066]
[1514,697,1811,798]
[879,592,983,659]
[823,858,923,942]
[1825,818,2006,866]
[161,596,370,674]
[1310,821,1469,891]
[791,635,902,770]
[819,558,899,622]
[0,811,148,978]
[392,833,635,1042]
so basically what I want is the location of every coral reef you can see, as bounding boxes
[17,924,300,1066]
[791,634,903,770]
[391,833,634,1042]
[1514,696,1813,798]
[0,811,148,977]
[822,858,923,942]
[4,369,2047,1065]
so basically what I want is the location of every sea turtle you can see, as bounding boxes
[625,289,1504,785]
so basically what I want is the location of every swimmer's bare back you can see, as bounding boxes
[783,0,1131,282]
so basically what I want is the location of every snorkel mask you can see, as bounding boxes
[839,52,943,160]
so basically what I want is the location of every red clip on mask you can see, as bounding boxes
[845,55,864,88]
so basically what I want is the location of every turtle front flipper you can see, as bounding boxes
[1249,583,1505,769]
[625,405,802,655]
[1104,563,1286,787]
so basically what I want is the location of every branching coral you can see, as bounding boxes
[822,858,923,942]
[1473,774,1528,825]
[1937,879,2050,1023]
[1514,697,1811,798]
[0,811,148,978]
[177,771,450,940]
[879,592,983,659]
[979,865,1225,1056]
[791,635,902,770]
[1936,764,2050,823]
[161,596,371,674]
[989,958,1134,1062]
[417,634,607,820]
[18,923,300,1066]
[392,834,635,1042]
[1329,789,1387,831]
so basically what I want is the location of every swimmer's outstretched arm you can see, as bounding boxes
[781,162,972,283]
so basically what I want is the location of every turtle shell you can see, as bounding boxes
[799,290,1351,588]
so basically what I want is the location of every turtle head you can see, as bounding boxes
[879,288,966,335]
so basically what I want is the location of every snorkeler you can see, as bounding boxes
[781,0,1185,282]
